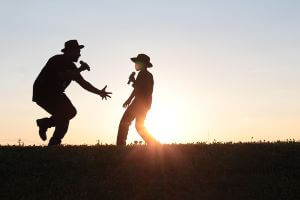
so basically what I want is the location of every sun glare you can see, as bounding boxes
[145,105,182,143]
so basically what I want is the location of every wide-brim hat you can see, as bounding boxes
[131,53,153,68]
[61,40,84,52]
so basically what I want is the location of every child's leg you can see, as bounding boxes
[135,110,159,145]
[117,107,135,145]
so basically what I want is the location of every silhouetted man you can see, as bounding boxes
[117,54,158,145]
[33,40,111,146]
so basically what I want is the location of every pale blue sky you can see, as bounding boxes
[0,0,300,145]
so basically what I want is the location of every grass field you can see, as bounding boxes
[0,142,299,200]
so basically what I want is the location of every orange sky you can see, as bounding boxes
[1,1,300,145]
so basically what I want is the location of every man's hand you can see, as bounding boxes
[79,61,90,72]
[123,99,132,108]
[99,85,112,100]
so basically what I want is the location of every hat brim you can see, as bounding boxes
[130,57,153,68]
[61,45,85,52]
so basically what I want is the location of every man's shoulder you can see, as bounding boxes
[48,54,65,63]
[45,54,70,71]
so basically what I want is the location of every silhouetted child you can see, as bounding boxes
[117,54,159,145]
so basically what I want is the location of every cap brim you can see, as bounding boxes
[130,57,138,62]
[130,57,153,68]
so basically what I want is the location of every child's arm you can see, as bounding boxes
[123,89,135,108]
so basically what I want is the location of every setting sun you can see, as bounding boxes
[146,104,183,143]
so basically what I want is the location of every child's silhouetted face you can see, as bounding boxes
[135,62,145,71]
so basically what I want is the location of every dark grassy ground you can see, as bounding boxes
[0,143,299,200]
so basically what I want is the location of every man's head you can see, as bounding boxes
[130,54,152,71]
[61,40,84,62]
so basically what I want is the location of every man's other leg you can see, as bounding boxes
[48,120,69,146]
[117,107,135,146]
[48,94,76,145]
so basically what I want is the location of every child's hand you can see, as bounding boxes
[127,72,136,84]
[123,99,131,108]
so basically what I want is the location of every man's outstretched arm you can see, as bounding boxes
[75,75,112,100]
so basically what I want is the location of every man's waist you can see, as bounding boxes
[32,90,65,102]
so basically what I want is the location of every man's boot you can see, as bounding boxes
[36,118,50,141]
[48,137,61,146]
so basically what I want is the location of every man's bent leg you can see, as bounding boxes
[36,93,77,144]
[35,102,57,141]
[36,94,77,124]
[117,108,135,146]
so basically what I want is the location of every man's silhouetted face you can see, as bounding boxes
[65,49,81,63]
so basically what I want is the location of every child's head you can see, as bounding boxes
[131,54,152,71]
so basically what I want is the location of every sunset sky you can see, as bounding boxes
[1,0,300,145]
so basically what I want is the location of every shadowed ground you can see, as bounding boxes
[0,143,299,200]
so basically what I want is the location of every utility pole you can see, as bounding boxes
[96,139,100,146]
[208,129,210,144]
[17,138,22,146]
